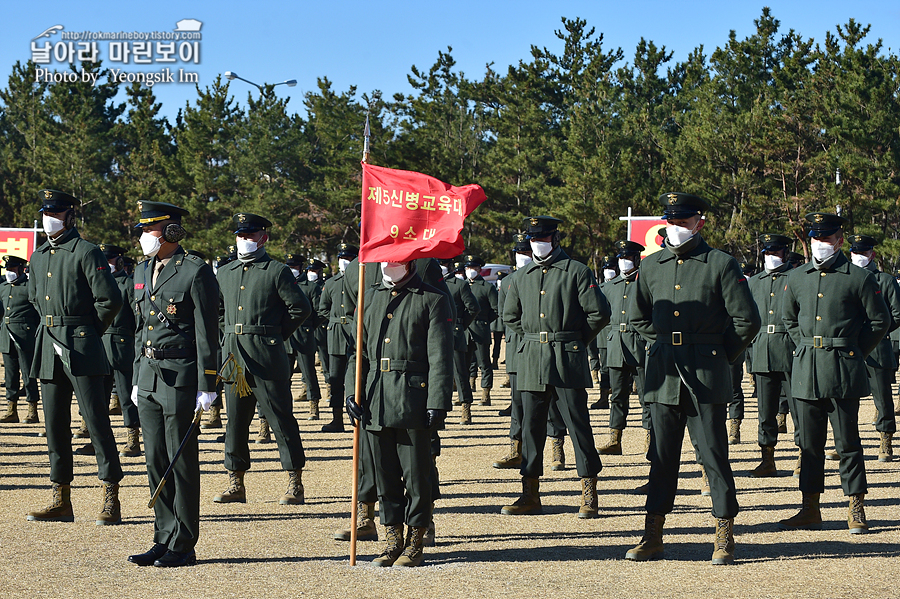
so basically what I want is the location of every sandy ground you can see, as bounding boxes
[0,358,897,599]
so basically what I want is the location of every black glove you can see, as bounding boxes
[426,409,446,429]
[345,395,364,426]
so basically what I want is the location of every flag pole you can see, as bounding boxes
[349,113,371,566]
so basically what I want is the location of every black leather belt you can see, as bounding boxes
[44,315,93,327]
[658,332,724,346]
[371,358,428,373]
[142,347,191,359]
[231,324,281,335]
[766,324,787,334]
[800,336,856,349]
[523,331,582,344]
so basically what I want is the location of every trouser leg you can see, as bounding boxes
[608,366,633,430]
[41,367,75,484]
[645,400,688,515]
[357,424,378,503]
[474,341,493,388]
[546,396,567,438]
[756,372,784,446]
[728,356,744,420]
[223,384,257,472]
[114,363,139,429]
[867,365,896,433]
[685,397,738,519]
[370,427,433,528]
[255,378,306,471]
[635,366,650,429]
[554,387,601,478]
[297,350,321,401]
[829,398,867,496]
[491,331,503,366]
[509,373,522,440]
[328,353,350,409]
[796,397,828,494]
[70,370,123,483]
[520,389,552,478]
[3,348,22,400]
[453,349,474,404]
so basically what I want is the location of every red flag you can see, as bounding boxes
[359,163,486,262]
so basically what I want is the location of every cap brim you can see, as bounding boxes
[808,228,840,238]
[234,226,263,234]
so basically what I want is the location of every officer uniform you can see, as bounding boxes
[598,240,649,455]
[626,193,760,564]
[440,258,480,424]
[747,234,796,477]
[354,261,453,567]
[99,244,139,456]
[847,234,900,461]
[26,190,124,525]
[0,255,41,423]
[294,258,325,419]
[318,243,359,432]
[779,214,890,534]
[215,213,311,504]
[463,255,498,404]
[501,216,609,518]
[129,201,219,566]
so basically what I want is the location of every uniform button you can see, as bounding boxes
[391,291,398,297]
[420,382,426,388]
[770,292,775,297]
[621,310,626,314]
[849,351,855,356]
[623,295,627,299]
[238,306,243,310]
[240,285,245,290]
[772,276,777,281]
[820,272,826,277]
[384,338,391,343]
[674,285,681,290]
[79,331,84,337]
[540,290,545,295]
[244,267,248,271]
[341,304,344,308]
[148,325,153,330]
[146,340,151,346]
[818,293,823,298]
[540,313,545,318]
[50,250,55,255]
[677,259,684,265]
[387,314,393,319]
[769,310,774,314]
[45,295,49,301]
[542,269,548,273]
[674,311,680,316]
[120,338,124,342]
[712,350,717,355]
[816,315,821,321]
[47,272,51,277]
[151,295,156,301]
[150,311,155,316]
[573,345,579,350]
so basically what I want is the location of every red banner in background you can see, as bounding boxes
[0,228,38,264]
[629,218,667,258]
[359,163,486,263]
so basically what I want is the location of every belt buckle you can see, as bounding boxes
[144,347,155,359]
[380,358,390,372]
[813,335,823,348]
[45,315,54,327]
[4,316,8,324]
[619,323,627,333]
[539,331,548,344]
[340,316,347,324]
[672,331,682,346]
[234,323,243,335]
[767,324,776,334]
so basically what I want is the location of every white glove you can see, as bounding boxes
[131,386,139,405]
[195,391,215,411]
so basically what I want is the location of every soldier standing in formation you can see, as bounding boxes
[128,201,219,567]
[202,245,237,430]
[293,257,326,424]
[501,216,609,518]
[597,240,649,457]
[213,213,311,506]
[590,257,617,410]
[346,259,454,567]
[26,190,125,526]
[439,257,480,425]
[626,193,760,565]
[778,214,890,534]
[0,255,41,425]
[846,234,900,462]
[463,255,498,406]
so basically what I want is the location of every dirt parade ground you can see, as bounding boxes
[0,359,897,599]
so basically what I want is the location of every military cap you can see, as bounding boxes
[659,192,711,220]
[122,255,135,267]
[232,212,272,234]
[307,258,326,271]
[512,233,530,253]
[464,254,486,268]
[39,189,79,212]
[2,255,27,269]
[135,200,189,228]
[740,261,755,276]
[805,212,846,238]
[758,233,792,252]
[497,271,509,281]
[787,251,805,266]
[98,243,127,259]
[522,216,563,239]
[337,242,358,259]
[601,255,616,269]
[847,234,877,252]
[614,240,645,258]
[284,253,304,267]
[187,249,208,260]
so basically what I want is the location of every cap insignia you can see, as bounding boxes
[814,214,824,223]
[667,193,678,204]
[530,218,539,226]
[44,190,52,200]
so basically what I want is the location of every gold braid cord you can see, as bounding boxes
[231,363,252,398]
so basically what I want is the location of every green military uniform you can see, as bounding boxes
[99,245,138,431]
[1,255,41,418]
[293,258,325,409]
[318,243,359,432]
[502,216,609,517]
[27,191,124,507]
[490,272,506,369]
[442,262,480,412]
[847,235,900,454]
[463,255,498,395]
[748,234,796,467]
[602,241,649,440]
[308,261,330,377]
[358,262,453,564]
[131,201,220,560]
[630,194,759,532]
[219,214,310,480]
[781,215,889,529]
[592,256,618,408]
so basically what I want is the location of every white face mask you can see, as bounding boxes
[665,224,695,246]
[213,266,218,275]
[455,273,464,280]
[290,268,301,279]
[108,260,119,274]
[42,214,66,237]
[618,259,636,274]
[850,253,871,268]
[306,270,319,282]
[465,268,479,281]
[339,258,351,273]
[764,254,784,271]
[810,239,838,261]
[381,262,408,284]
[139,231,162,257]
[440,265,449,276]
[236,237,258,255]
[603,268,617,282]
[530,240,553,258]
[515,254,532,269]
[5,271,18,283]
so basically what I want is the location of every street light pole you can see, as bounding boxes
[223,71,297,94]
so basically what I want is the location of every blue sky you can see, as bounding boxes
[2,0,898,123]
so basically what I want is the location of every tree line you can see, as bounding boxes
[1,8,898,272]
